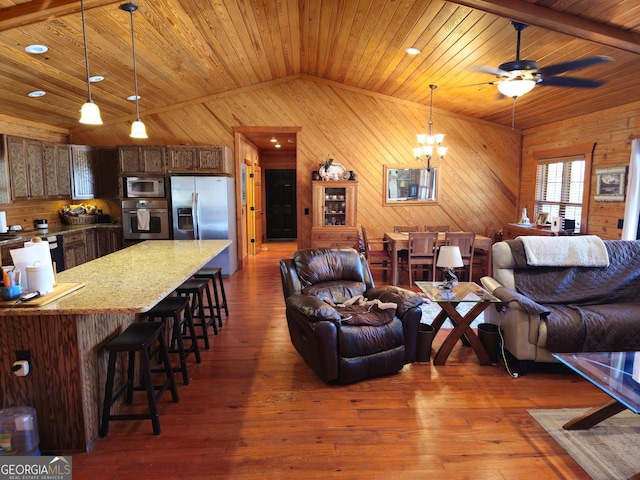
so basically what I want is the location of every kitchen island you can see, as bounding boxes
[0,240,231,453]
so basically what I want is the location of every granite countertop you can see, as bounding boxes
[1,240,231,315]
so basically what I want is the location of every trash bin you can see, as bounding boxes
[477,323,502,364]
[0,406,40,456]
[416,323,436,362]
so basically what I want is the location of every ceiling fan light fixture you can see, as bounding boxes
[498,79,536,98]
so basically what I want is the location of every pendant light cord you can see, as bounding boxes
[128,9,141,120]
[81,0,93,102]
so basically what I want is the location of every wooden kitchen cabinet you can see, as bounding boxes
[42,143,72,199]
[6,136,46,201]
[118,145,166,175]
[63,231,88,269]
[167,145,233,175]
[70,145,95,200]
[95,148,119,198]
[311,181,359,248]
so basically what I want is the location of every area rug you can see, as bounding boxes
[529,408,640,479]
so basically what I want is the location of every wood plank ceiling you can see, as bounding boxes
[1,0,639,145]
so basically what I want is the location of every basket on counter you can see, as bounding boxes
[61,215,97,225]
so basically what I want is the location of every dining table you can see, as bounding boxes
[383,231,493,286]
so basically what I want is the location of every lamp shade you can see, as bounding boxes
[130,119,148,139]
[497,79,536,98]
[79,100,103,125]
[437,246,463,268]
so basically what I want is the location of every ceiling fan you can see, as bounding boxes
[473,21,613,99]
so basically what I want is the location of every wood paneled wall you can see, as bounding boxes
[69,76,521,247]
[522,99,640,240]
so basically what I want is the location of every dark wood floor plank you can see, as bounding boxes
[71,242,606,479]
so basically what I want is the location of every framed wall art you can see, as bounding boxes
[595,166,627,202]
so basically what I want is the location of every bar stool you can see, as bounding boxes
[146,296,201,385]
[100,322,179,437]
[194,267,229,328]
[176,278,217,350]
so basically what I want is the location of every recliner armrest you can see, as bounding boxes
[285,294,342,322]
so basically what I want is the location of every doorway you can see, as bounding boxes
[265,169,297,240]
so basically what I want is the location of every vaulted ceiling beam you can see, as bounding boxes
[447,0,640,55]
[0,0,121,31]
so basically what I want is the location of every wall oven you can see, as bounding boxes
[122,199,171,240]
[124,177,166,198]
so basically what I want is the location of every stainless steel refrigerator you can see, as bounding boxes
[170,176,238,276]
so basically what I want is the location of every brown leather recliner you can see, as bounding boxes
[280,247,423,384]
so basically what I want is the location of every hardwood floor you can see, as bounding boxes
[72,242,608,479]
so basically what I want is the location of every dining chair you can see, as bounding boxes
[443,232,476,282]
[473,228,497,280]
[424,225,451,232]
[402,232,439,286]
[393,225,420,233]
[361,226,393,281]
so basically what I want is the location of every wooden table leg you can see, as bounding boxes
[562,398,627,430]
[390,238,398,286]
[432,302,492,365]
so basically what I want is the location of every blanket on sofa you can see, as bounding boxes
[510,240,640,353]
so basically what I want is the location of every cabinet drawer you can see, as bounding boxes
[311,229,359,249]
[64,231,85,245]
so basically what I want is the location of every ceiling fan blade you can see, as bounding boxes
[538,55,613,77]
[538,76,605,88]
[470,65,508,76]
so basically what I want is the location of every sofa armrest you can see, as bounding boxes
[285,294,342,323]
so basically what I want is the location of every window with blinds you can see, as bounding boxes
[534,155,585,232]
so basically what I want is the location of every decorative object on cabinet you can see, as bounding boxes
[318,156,348,181]
[120,3,148,139]
[384,165,438,205]
[595,166,627,202]
[535,211,549,226]
[311,181,358,248]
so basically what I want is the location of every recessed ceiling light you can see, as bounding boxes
[127,95,140,101]
[405,47,420,55]
[25,44,48,54]
[270,136,277,143]
[28,91,46,98]
[89,75,104,83]
[275,143,281,148]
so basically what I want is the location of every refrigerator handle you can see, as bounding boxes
[194,192,200,240]
[191,192,198,240]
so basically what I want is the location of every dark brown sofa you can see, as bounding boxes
[280,247,423,384]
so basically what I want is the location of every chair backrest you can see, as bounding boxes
[408,232,439,259]
[394,225,420,233]
[424,225,451,232]
[444,232,476,260]
[361,226,373,257]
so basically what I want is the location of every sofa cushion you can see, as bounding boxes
[303,280,367,304]
[338,318,405,357]
[294,248,365,287]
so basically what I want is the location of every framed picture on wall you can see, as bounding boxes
[595,166,627,202]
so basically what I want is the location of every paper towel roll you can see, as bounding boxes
[10,241,54,293]
[0,211,7,233]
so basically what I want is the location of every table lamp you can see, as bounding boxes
[436,245,463,289]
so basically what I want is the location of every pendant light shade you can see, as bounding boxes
[130,119,148,139]
[79,0,102,125]
[121,2,148,139]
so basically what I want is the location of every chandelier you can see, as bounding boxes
[413,85,447,170]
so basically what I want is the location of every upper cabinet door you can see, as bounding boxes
[6,136,45,201]
[118,146,166,175]
[71,145,95,200]
[43,143,72,199]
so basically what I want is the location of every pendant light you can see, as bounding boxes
[79,0,103,125]
[121,2,148,139]
[413,85,447,170]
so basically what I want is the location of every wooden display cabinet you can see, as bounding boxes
[311,181,359,248]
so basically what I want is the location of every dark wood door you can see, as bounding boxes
[265,169,297,240]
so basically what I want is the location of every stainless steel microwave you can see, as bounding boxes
[124,177,166,198]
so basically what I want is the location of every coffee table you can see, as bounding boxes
[415,281,500,365]
[553,351,640,430]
